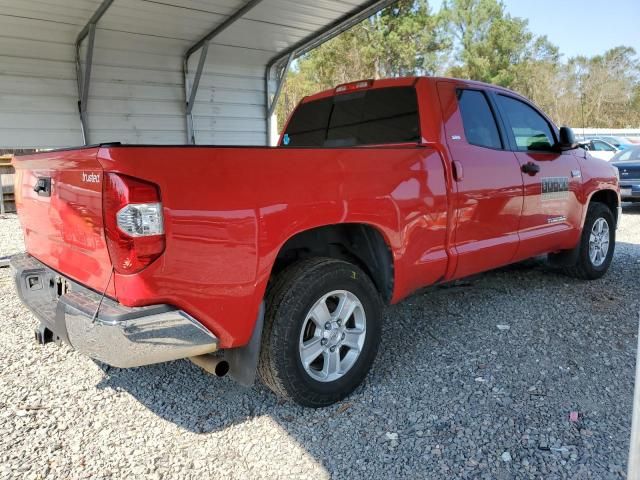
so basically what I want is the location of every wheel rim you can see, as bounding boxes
[298,290,367,383]
[589,217,610,267]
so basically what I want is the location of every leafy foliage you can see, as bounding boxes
[277,0,640,130]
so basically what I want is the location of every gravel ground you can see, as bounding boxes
[1,206,639,480]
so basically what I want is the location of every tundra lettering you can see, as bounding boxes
[10,77,620,407]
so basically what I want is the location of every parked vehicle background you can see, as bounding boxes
[578,139,619,161]
[592,136,635,150]
[612,146,640,201]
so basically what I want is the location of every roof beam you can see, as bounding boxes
[263,0,398,145]
[183,0,263,144]
[185,0,263,62]
[75,0,114,47]
[265,0,398,73]
[75,0,114,145]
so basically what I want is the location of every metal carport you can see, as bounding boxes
[0,0,395,148]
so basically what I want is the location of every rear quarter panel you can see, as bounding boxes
[98,145,448,347]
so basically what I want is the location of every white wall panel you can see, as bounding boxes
[83,29,269,146]
[0,0,390,148]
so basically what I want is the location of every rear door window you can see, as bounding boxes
[456,89,502,149]
[283,87,420,147]
[495,95,556,151]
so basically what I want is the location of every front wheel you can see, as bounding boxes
[559,202,616,280]
[258,258,382,407]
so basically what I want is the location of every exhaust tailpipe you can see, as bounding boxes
[34,325,54,345]
[190,354,229,377]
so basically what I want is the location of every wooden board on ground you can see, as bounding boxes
[0,161,16,214]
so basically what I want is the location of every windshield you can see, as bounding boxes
[282,86,420,147]
[612,146,640,162]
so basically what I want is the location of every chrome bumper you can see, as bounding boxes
[11,254,218,368]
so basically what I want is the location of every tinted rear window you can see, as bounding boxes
[282,87,420,147]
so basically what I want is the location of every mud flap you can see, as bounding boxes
[225,302,265,387]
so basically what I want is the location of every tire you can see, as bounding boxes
[561,202,615,280]
[258,257,382,407]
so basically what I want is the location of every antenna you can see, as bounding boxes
[581,92,586,139]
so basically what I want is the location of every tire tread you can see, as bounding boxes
[561,202,615,280]
[257,257,381,407]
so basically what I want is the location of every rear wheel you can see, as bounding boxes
[560,202,615,280]
[258,258,382,407]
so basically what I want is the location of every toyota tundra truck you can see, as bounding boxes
[10,77,620,407]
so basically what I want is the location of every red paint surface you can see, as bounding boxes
[13,77,620,348]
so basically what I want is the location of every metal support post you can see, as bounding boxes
[183,0,263,144]
[75,0,114,145]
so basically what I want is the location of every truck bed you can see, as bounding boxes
[13,143,449,348]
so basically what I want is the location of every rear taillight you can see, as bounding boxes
[103,173,165,274]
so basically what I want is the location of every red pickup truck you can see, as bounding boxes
[11,77,620,407]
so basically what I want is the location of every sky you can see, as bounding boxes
[430,0,640,59]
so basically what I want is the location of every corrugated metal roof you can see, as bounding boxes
[0,0,395,148]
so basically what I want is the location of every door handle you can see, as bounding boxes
[521,162,540,176]
[452,161,463,181]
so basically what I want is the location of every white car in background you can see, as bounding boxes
[578,139,619,161]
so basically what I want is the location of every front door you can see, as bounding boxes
[437,82,524,279]
[492,93,583,260]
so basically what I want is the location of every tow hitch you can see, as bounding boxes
[34,323,55,345]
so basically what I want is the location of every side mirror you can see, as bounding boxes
[557,127,578,151]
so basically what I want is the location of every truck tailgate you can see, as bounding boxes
[13,148,114,296]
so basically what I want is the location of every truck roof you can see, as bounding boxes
[301,76,524,103]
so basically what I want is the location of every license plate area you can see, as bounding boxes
[51,275,72,298]
[24,272,71,299]
[621,187,632,196]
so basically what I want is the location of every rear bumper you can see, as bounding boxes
[10,253,218,368]
[620,182,640,200]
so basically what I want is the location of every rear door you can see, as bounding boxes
[437,81,524,279]
[492,93,583,260]
[13,148,114,294]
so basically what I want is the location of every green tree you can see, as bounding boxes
[277,0,640,131]
[442,0,557,86]
[277,0,448,128]
[569,47,640,127]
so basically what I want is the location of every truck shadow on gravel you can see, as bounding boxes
[94,239,640,477]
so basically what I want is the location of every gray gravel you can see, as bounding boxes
[1,206,639,479]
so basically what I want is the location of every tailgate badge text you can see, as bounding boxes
[82,172,100,183]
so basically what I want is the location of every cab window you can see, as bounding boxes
[283,87,420,147]
[456,89,502,149]
[496,95,555,151]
